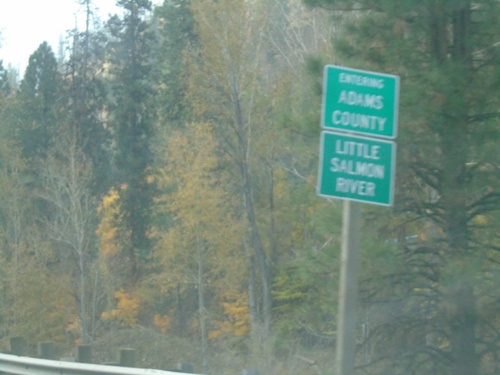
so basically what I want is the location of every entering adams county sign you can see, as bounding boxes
[322,65,400,139]
[317,131,396,206]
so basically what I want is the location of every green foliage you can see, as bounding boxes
[63,27,113,196]
[303,0,500,374]
[0,61,10,95]
[107,0,157,274]
[0,248,75,348]
[17,42,62,160]
[0,2,498,374]
[152,0,195,128]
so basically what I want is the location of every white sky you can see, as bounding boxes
[0,0,162,75]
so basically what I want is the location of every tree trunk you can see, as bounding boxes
[79,251,88,344]
[232,88,273,337]
[196,235,208,373]
[440,127,478,374]
[449,282,478,375]
[433,2,478,373]
[248,255,259,337]
[240,160,272,336]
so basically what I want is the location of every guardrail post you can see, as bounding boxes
[243,369,260,375]
[76,344,92,363]
[37,341,54,359]
[9,337,25,356]
[118,348,136,367]
[177,363,194,373]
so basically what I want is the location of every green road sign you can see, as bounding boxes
[322,65,399,139]
[317,131,396,206]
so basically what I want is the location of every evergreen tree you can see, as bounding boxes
[152,0,195,129]
[0,60,10,95]
[107,0,156,282]
[17,42,62,160]
[64,3,113,196]
[304,1,500,374]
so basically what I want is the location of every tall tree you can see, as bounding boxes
[0,60,11,95]
[151,0,195,130]
[0,137,74,347]
[189,0,274,340]
[38,126,98,345]
[304,1,500,374]
[107,0,156,282]
[17,42,62,160]
[64,0,112,196]
[154,122,244,372]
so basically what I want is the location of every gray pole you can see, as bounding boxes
[335,200,361,375]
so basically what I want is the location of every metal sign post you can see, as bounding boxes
[335,200,361,375]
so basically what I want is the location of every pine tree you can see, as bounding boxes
[304,1,500,374]
[64,1,112,196]
[151,0,195,129]
[107,0,156,282]
[0,60,10,95]
[17,42,62,160]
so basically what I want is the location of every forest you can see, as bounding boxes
[0,1,499,374]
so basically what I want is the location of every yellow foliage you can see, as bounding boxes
[153,314,171,333]
[66,317,81,338]
[146,174,155,185]
[97,187,120,215]
[188,0,268,120]
[102,289,140,327]
[438,337,450,350]
[96,187,126,256]
[154,122,245,290]
[272,168,289,202]
[2,246,76,346]
[474,214,488,225]
[209,293,250,340]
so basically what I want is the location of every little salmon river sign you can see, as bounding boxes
[317,131,396,206]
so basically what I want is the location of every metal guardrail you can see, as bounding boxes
[0,352,189,375]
